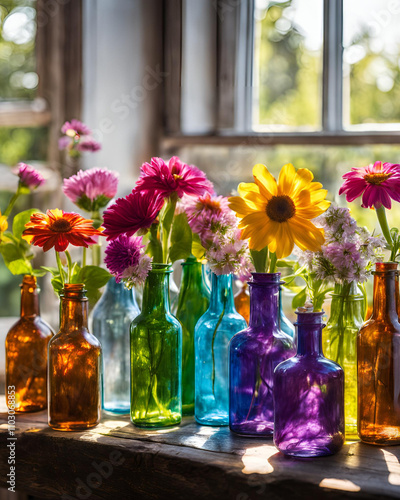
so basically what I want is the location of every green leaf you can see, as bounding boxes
[250,247,269,273]
[41,266,61,277]
[276,259,295,268]
[168,213,192,263]
[12,209,40,239]
[191,233,205,260]
[147,223,162,262]
[32,268,47,277]
[0,242,24,263]
[6,259,32,275]
[292,287,307,309]
[78,265,111,291]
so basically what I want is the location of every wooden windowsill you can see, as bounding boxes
[0,100,51,128]
[0,408,399,499]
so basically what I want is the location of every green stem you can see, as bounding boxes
[65,251,73,283]
[82,247,87,268]
[376,205,393,254]
[91,243,101,266]
[56,251,65,287]
[269,252,277,273]
[4,188,21,217]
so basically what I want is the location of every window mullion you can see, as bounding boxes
[322,0,343,133]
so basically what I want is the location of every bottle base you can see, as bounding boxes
[48,420,100,431]
[195,414,228,427]
[275,433,344,457]
[103,403,130,414]
[230,421,273,438]
[14,404,46,413]
[182,403,194,417]
[131,413,182,429]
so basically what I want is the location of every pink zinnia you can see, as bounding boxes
[63,168,119,211]
[103,189,164,240]
[104,234,151,285]
[339,161,400,209]
[135,156,214,199]
[61,119,91,136]
[77,137,102,152]
[16,163,45,190]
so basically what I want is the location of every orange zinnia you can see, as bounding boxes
[23,209,102,252]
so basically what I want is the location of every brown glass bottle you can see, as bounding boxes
[234,284,250,324]
[6,275,54,412]
[358,262,400,445]
[48,284,101,431]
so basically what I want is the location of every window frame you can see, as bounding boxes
[162,0,400,149]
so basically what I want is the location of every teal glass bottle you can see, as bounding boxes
[92,277,140,414]
[130,264,182,428]
[176,257,210,416]
[195,273,247,426]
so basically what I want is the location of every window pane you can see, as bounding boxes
[0,0,37,100]
[0,126,48,165]
[344,0,400,127]
[252,0,323,131]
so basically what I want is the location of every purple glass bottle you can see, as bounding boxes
[229,273,296,436]
[273,309,345,457]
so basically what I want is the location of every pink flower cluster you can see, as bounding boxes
[297,205,384,284]
[16,163,45,190]
[63,168,119,212]
[59,119,101,156]
[183,193,252,276]
[105,234,152,287]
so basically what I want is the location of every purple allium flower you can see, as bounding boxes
[103,189,165,240]
[135,156,214,199]
[61,119,91,136]
[16,163,45,190]
[76,137,102,152]
[63,168,119,212]
[105,234,152,286]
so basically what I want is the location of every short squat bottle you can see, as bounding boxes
[358,262,400,445]
[274,309,345,457]
[92,277,140,414]
[176,257,209,416]
[195,273,247,426]
[229,273,295,436]
[6,275,54,412]
[48,284,102,431]
[130,264,182,428]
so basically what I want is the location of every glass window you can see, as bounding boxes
[343,0,400,127]
[252,0,323,132]
[0,0,37,100]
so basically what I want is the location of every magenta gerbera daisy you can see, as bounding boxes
[61,119,91,136]
[102,189,164,240]
[135,156,214,199]
[16,163,45,190]
[339,161,400,209]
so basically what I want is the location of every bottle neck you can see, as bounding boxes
[372,263,398,323]
[20,275,39,318]
[60,284,88,331]
[181,258,203,292]
[328,281,364,326]
[141,264,171,315]
[104,276,137,306]
[209,273,235,313]
[296,311,324,356]
[248,273,280,330]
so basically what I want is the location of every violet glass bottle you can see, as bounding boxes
[274,310,345,457]
[229,273,296,436]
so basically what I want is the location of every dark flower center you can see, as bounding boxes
[50,218,72,232]
[364,172,392,185]
[266,195,296,223]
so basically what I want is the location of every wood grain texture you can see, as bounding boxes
[1,410,400,499]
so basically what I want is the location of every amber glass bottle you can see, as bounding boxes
[48,284,102,431]
[234,284,250,324]
[6,275,54,412]
[358,262,400,445]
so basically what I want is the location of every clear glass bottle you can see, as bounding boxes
[358,262,400,445]
[92,277,140,413]
[176,257,209,416]
[195,273,247,426]
[6,275,54,412]
[48,284,102,431]
[323,281,364,438]
[229,273,296,436]
[130,263,182,428]
[274,310,345,457]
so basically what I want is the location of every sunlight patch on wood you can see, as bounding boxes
[381,449,400,485]
[319,478,361,492]
[241,445,277,475]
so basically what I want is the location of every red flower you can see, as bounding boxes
[135,156,214,199]
[102,189,164,240]
[23,209,102,252]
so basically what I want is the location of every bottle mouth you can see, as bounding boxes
[62,283,87,299]
[21,275,37,287]
[374,262,398,274]
[150,263,173,273]
[249,272,284,286]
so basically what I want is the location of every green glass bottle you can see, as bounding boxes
[176,257,210,416]
[323,281,364,438]
[130,264,182,428]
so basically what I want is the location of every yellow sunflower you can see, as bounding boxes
[0,210,8,233]
[228,163,330,259]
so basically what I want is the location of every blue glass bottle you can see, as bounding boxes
[274,309,345,457]
[229,273,296,436]
[195,273,246,426]
[92,277,140,413]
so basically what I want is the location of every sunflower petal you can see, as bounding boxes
[228,196,257,217]
[277,163,296,196]
[288,216,325,252]
[252,164,278,198]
